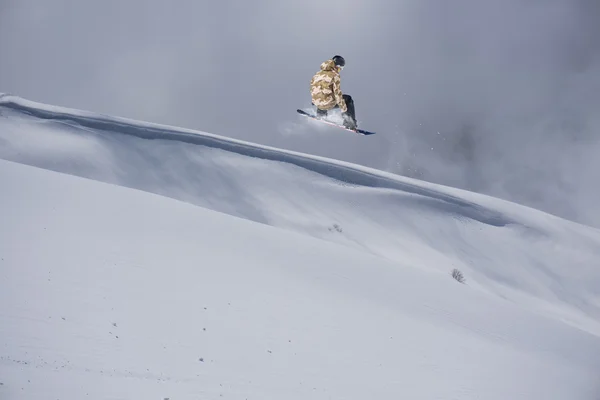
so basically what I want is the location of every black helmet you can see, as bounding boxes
[332,55,345,67]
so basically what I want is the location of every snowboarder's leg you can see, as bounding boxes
[311,101,329,119]
[316,107,328,118]
[342,94,357,129]
[343,95,356,122]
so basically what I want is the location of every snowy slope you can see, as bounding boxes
[1,159,599,400]
[1,94,600,398]
[1,94,599,334]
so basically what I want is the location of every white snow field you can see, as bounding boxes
[1,94,599,399]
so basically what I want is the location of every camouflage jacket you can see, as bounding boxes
[309,59,347,112]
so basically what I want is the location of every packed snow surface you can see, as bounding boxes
[1,94,599,399]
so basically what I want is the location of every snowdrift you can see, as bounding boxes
[1,93,598,333]
[2,159,599,399]
[1,93,600,398]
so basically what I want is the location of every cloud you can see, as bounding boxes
[1,0,599,226]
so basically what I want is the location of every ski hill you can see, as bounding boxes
[1,94,599,399]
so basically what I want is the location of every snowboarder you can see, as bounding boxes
[309,55,358,130]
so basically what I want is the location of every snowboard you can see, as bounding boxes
[296,109,376,135]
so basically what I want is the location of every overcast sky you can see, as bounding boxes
[1,0,599,227]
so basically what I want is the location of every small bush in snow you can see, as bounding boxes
[451,268,465,284]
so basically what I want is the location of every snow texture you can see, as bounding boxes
[1,94,599,399]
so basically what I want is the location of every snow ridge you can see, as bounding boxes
[1,94,599,336]
[0,94,514,227]
[2,94,600,400]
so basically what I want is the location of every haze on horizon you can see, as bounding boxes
[1,0,599,226]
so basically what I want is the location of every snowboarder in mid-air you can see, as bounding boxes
[309,55,358,130]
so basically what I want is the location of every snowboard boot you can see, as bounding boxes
[343,115,357,130]
[316,108,328,119]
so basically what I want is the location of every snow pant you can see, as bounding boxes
[316,94,356,123]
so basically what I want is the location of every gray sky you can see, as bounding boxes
[1,0,599,227]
